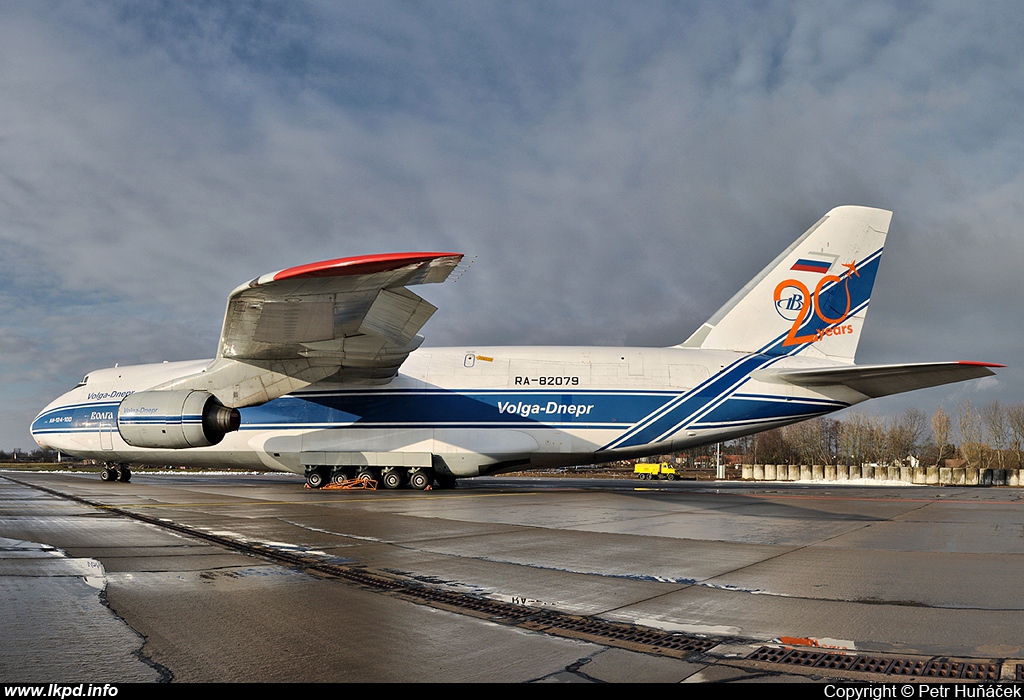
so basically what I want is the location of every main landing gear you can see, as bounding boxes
[380,467,403,490]
[100,463,132,483]
[305,468,327,489]
[408,469,431,490]
[304,466,452,491]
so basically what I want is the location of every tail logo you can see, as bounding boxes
[774,286,806,321]
[773,261,858,347]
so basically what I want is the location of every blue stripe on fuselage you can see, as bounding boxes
[600,352,781,449]
[692,395,847,427]
[239,389,676,430]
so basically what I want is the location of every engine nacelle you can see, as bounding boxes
[117,390,241,449]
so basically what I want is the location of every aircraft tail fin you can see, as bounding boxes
[679,205,891,363]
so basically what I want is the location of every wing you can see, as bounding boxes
[770,361,1002,398]
[154,252,463,407]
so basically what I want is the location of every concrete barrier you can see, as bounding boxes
[735,463,1021,486]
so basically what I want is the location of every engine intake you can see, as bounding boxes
[117,390,241,449]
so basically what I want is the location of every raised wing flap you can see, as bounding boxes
[156,251,462,407]
[770,361,1002,399]
[358,287,438,346]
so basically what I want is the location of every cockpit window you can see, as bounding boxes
[74,375,89,388]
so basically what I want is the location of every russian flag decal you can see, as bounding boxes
[791,258,833,274]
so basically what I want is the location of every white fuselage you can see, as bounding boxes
[31,345,863,477]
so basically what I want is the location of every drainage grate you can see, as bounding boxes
[749,646,1000,680]
[404,585,535,620]
[957,662,1000,681]
[524,609,718,655]
[399,585,717,656]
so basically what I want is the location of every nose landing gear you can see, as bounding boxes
[100,463,132,483]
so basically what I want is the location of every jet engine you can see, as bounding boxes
[117,390,241,449]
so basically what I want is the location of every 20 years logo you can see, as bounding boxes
[773,261,858,346]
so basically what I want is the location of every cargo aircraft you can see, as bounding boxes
[31,206,999,488]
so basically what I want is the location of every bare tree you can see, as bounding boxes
[957,400,985,467]
[783,418,842,466]
[982,401,1009,470]
[887,408,926,465]
[840,413,883,466]
[932,406,952,466]
[1006,403,1024,469]
[736,406,1017,470]
[821,418,842,466]
[753,428,794,465]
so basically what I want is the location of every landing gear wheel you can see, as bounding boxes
[408,469,432,490]
[330,470,348,484]
[100,467,117,482]
[306,468,327,489]
[354,467,375,483]
[118,467,132,483]
[381,469,402,490]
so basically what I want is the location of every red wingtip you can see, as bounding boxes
[273,252,462,281]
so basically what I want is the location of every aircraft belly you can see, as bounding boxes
[290,427,541,477]
[248,423,625,477]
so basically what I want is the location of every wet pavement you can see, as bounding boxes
[2,470,1023,682]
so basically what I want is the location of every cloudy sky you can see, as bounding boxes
[2,1,1022,450]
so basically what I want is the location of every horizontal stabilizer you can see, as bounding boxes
[770,361,1002,399]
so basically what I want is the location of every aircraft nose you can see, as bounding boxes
[30,413,53,450]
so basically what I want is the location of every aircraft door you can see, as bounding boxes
[99,425,113,450]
